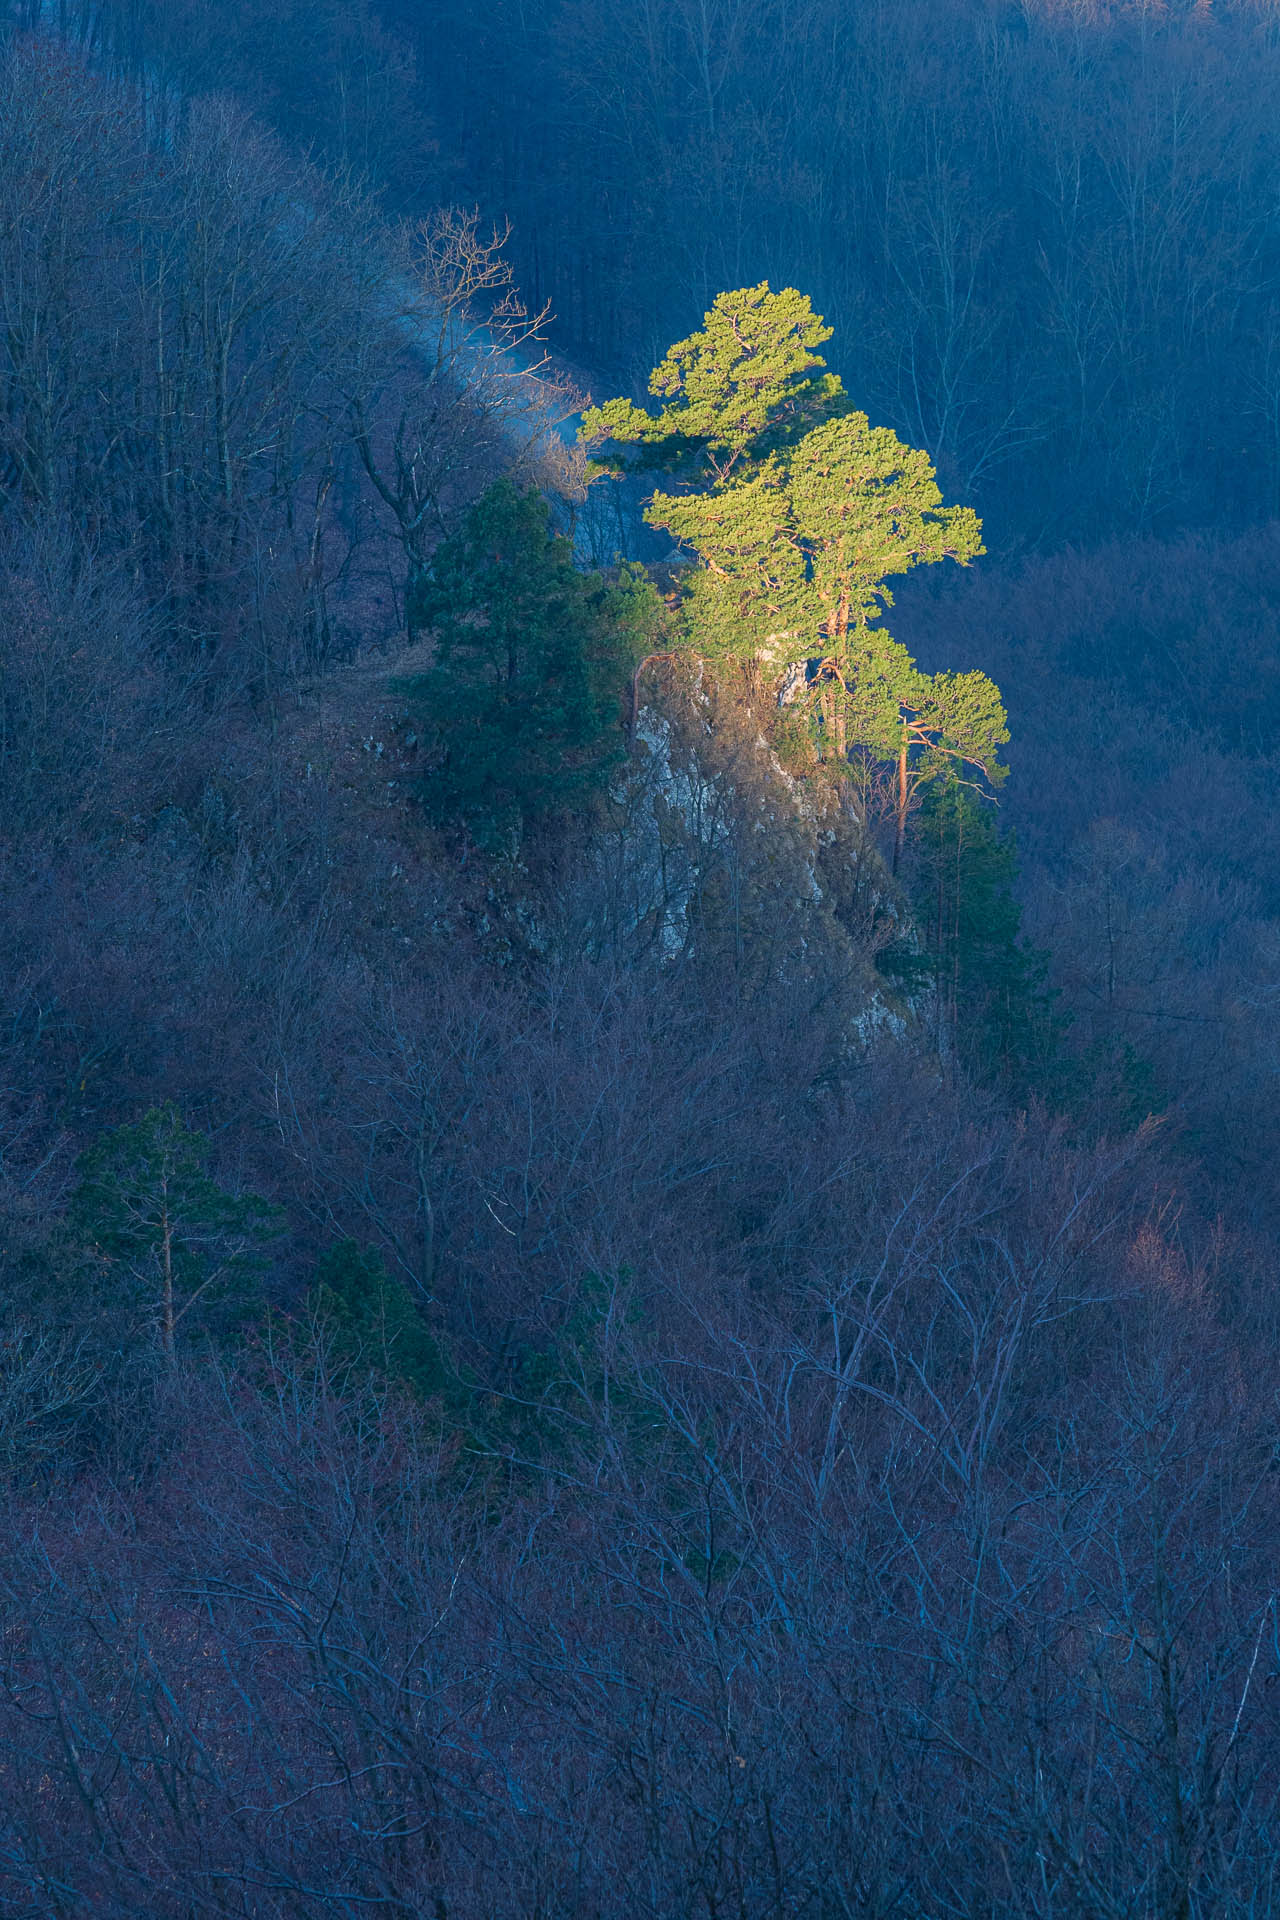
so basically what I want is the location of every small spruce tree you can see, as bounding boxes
[910,782,1058,1090]
[310,1239,460,1403]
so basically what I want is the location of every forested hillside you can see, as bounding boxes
[3,3,1280,1916]
[394,0,1280,540]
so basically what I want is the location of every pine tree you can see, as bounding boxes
[581,282,844,483]
[401,480,655,846]
[70,1104,280,1361]
[582,286,1004,863]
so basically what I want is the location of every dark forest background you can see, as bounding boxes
[5,2,1280,1915]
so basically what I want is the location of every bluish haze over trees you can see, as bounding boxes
[2,2,1280,1914]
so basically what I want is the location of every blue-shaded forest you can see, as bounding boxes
[4,2,1280,1913]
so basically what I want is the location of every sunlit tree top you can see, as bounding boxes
[581,283,846,478]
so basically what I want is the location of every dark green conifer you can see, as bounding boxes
[401,480,656,846]
[70,1104,279,1361]
[911,782,1057,1090]
[311,1239,458,1403]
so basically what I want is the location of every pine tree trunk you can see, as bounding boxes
[893,735,908,874]
[160,1186,175,1362]
[819,680,836,762]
